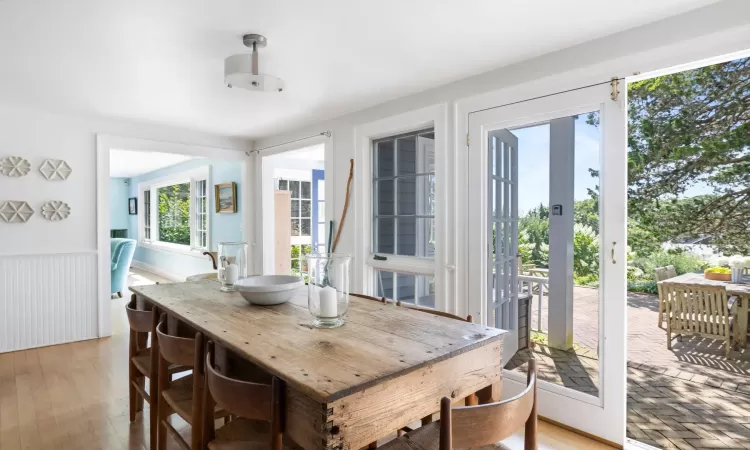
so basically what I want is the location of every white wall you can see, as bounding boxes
[252,0,750,313]
[0,103,251,352]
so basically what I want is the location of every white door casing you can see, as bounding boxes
[467,82,627,445]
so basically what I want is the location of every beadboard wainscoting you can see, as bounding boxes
[0,252,98,353]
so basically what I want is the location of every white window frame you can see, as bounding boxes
[354,104,448,311]
[138,166,211,256]
[278,178,313,245]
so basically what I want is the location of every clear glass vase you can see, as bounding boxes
[305,253,351,328]
[217,242,248,292]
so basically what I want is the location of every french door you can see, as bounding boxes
[467,82,627,445]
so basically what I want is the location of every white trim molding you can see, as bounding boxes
[353,103,449,311]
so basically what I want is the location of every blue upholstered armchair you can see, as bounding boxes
[111,238,137,298]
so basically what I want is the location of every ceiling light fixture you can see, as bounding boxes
[224,34,285,92]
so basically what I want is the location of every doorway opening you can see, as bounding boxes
[96,135,251,337]
[260,144,326,276]
[622,53,750,449]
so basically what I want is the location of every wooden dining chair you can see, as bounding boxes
[126,296,190,449]
[380,359,538,450]
[202,341,299,450]
[655,265,678,327]
[662,282,736,357]
[155,316,229,450]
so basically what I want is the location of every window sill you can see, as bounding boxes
[366,254,435,276]
[139,240,207,259]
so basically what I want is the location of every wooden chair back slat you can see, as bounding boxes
[655,266,677,282]
[205,343,274,421]
[663,282,733,356]
[449,359,537,448]
[156,317,197,366]
[400,304,470,322]
[126,295,152,333]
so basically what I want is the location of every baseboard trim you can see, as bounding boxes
[130,260,185,282]
[539,416,622,449]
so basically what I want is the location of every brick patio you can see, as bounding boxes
[505,286,750,449]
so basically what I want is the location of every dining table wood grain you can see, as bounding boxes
[130,280,505,450]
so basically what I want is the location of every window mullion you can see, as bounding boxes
[393,138,399,255]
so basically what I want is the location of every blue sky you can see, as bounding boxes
[514,115,600,215]
[513,115,714,215]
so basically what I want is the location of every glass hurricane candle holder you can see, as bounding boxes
[217,242,248,292]
[305,253,351,328]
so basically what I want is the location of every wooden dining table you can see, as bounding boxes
[130,280,505,450]
[660,272,750,347]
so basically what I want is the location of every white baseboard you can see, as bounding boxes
[130,260,186,282]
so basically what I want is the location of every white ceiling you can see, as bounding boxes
[0,0,719,139]
[110,149,196,177]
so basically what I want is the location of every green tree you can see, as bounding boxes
[626,57,750,254]
[158,183,191,245]
[518,204,549,267]
[573,198,599,233]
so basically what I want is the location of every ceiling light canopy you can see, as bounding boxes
[224,34,285,93]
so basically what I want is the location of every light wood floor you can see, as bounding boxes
[0,269,616,450]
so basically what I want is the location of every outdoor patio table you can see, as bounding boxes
[659,272,749,348]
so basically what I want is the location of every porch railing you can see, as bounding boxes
[518,274,548,332]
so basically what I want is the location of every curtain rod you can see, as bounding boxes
[245,131,331,156]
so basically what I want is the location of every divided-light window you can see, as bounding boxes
[372,128,435,258]
[139,168,209,251]
[370,127,436,305]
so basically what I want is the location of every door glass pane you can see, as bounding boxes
[500,112,602,399]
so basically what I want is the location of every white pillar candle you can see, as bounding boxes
[319,286,338,318]
[226,263,239,284]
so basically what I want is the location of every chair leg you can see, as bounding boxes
[128,330,137,422]
[667,330,672,351]
[158,396,169,450]
[128,378,137,422]
[157,354,170,450]
[135,377,145,413]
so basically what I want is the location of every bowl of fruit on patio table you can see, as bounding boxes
[704,267,731,281]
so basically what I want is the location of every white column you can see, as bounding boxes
[548,117,575,350]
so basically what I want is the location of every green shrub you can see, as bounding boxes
[573,224,599,280]
[627,281,658,294]
[632,250,709,282]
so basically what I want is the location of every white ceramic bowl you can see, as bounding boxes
[235,275,304,306]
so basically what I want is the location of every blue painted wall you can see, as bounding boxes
[110,178,131,232]
[125,158,243,279]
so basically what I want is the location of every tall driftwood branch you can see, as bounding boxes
[331,159,354,253]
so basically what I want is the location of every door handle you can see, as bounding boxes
[611,241,616,264]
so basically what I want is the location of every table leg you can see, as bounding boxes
[476,381,502,404]
[738,296,748,348]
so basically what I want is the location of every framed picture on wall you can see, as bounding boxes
[215,182,237,213]
[128,197,137,215]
